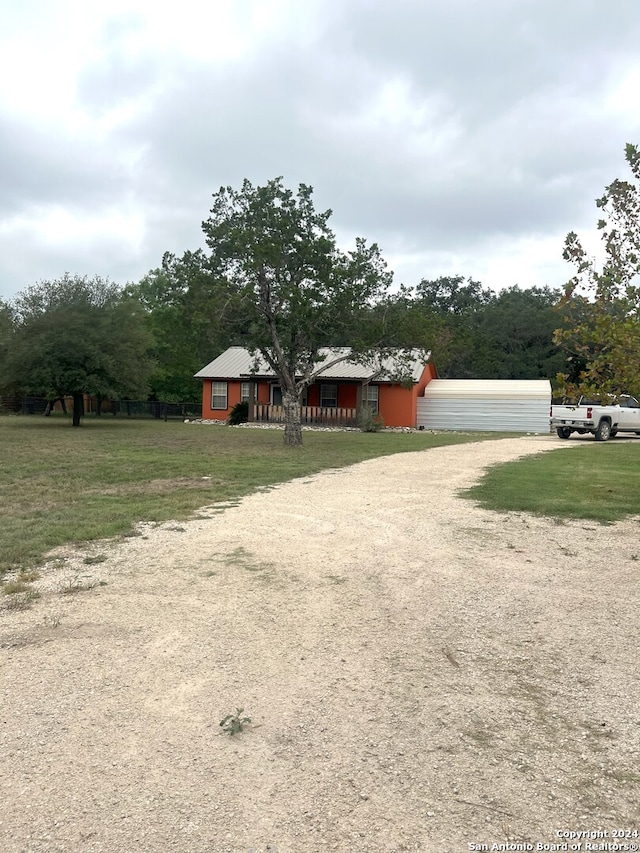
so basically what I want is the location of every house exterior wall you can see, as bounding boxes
[201,379,363,420]
[378,363,437,428]
[379,385,413,427]
[201,379,270,420]
[200,363,437,426]
[417,362,438,396]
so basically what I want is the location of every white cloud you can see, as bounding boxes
[1,0,639,300]
[0,205,144,250]
[385,233,571,293]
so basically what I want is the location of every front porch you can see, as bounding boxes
[253,403,359,427]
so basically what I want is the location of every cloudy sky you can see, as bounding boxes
[1,0,639,302]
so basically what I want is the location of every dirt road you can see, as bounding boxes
[2,436,639,853]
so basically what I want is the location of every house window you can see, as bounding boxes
[241,382,257,403]
[365,384,379,414]
[271,385,307,406]
[211,381,228,410]
[320,384,338,408]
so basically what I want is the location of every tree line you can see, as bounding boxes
[1,144,639,442]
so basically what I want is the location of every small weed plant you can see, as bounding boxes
[220,707,252,736]
[61,575,107,594]
[2,579,32,595]
[4,590,40,610]
[17,568,40,582]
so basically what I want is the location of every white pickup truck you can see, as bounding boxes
[551,395,640,441]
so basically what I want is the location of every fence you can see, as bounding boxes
[253,403,358,427]
[0,396,202,420]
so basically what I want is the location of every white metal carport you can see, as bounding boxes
[416,379,552,433]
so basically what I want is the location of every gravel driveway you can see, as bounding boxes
[2,435,640,853]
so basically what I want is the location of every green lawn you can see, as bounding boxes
[463,440,640,522]
[0,416,497,578]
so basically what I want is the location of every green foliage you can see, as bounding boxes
[219,707,252,736]
[0,300,15,393]
[477,286,565,379]
[406,278,563,379]
[227,401,249,425]
[416,275,493,317]
[2,275,155,424]
[555,143,640,400]
[128,255,238,402]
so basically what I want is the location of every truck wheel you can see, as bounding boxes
[556,427,572,439]
[595,420,611,441]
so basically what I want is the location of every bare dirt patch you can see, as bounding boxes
[90,476,219,496]
[1,436,640,853]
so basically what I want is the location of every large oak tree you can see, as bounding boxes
[3,275,154,425]
[201,178,399,446]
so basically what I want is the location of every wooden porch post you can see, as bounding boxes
[248,380,255,422]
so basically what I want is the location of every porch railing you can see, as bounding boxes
[253,404,358,427]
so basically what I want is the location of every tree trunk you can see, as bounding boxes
[72,392,84,427]
[282,390,303,446]
[45,396,68,416]
[96,395,103,416]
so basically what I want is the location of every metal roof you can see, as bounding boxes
[423,379,551,400]
[195,346,431,383]
[194,347,261,379]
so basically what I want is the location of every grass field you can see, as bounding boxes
[4,417,639,585]
[0,416,497,578]
[464,439,640,522]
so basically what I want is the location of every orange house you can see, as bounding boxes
[195,347,437,428]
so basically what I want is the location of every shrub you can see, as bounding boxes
[227,401,249,425]
[357,407,384,433]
